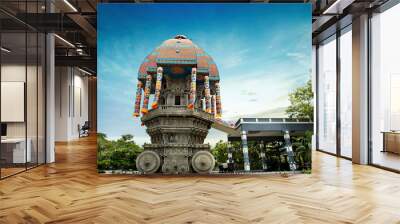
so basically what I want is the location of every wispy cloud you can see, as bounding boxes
[241,90,257,96]
[287,52,306,59]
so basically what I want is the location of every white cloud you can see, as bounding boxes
[287,52,306,60]
[218,48,249,70]
[219,69,305,119]
[205,129,228,147]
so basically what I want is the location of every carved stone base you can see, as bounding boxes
[141,143,214,174]
[162,155,190,174]
[140,106,216,174]
[136,151,161,174]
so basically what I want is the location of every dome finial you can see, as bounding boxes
[174,35,187,40]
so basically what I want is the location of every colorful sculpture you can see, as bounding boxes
[215,82,222,118]
[204,76,211,113]
[141,74,152,114]
[133,81,142,117]
[152,67,163,109]
[188,68,197,109]
[134,35,222,174]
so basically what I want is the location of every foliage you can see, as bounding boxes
[263,141,288,171]
[212,141,284,171]
[212,141,229,164]
[212,133,312,172]
[97,133,143,171]
[291,131,313,171]
[286,80,314,120]
[97,131,313,173]
[212,141,245,170]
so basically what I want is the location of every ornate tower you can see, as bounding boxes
[134,35,222,174]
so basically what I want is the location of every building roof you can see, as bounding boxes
[138,35,219,80]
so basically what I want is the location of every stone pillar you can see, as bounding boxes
[215,82,222,118]
[227,141,233,163]
[133,81,143,117]
[141,74,152,114]
[241,131,250,171]
[260,151,267,171]
[188,67,196,109]
[204,76,211,113]
[283,130,297,171]
[152,67,163,109]
[227,141,234,172]
[259,141,268,171]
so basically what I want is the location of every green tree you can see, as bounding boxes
[212,141,245,170]
[97,133,143,171]
[212,140,228,165]
[286,80,314,120]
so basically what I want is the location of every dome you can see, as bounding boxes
[138,35,219,80]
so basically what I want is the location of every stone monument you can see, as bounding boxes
[133,35,222,174]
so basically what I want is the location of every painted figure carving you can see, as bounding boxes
[133,81,142,117]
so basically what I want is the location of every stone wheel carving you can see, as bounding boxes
[191,151,215,174]
[136,151,161,174]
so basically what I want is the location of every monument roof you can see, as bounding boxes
[138,35,219,80]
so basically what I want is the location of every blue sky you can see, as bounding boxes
[98,3,311,145]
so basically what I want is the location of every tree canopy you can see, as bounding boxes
[97,133,143,171]
[286,80,314,120]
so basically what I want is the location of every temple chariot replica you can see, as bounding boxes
[133,35,222,174]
